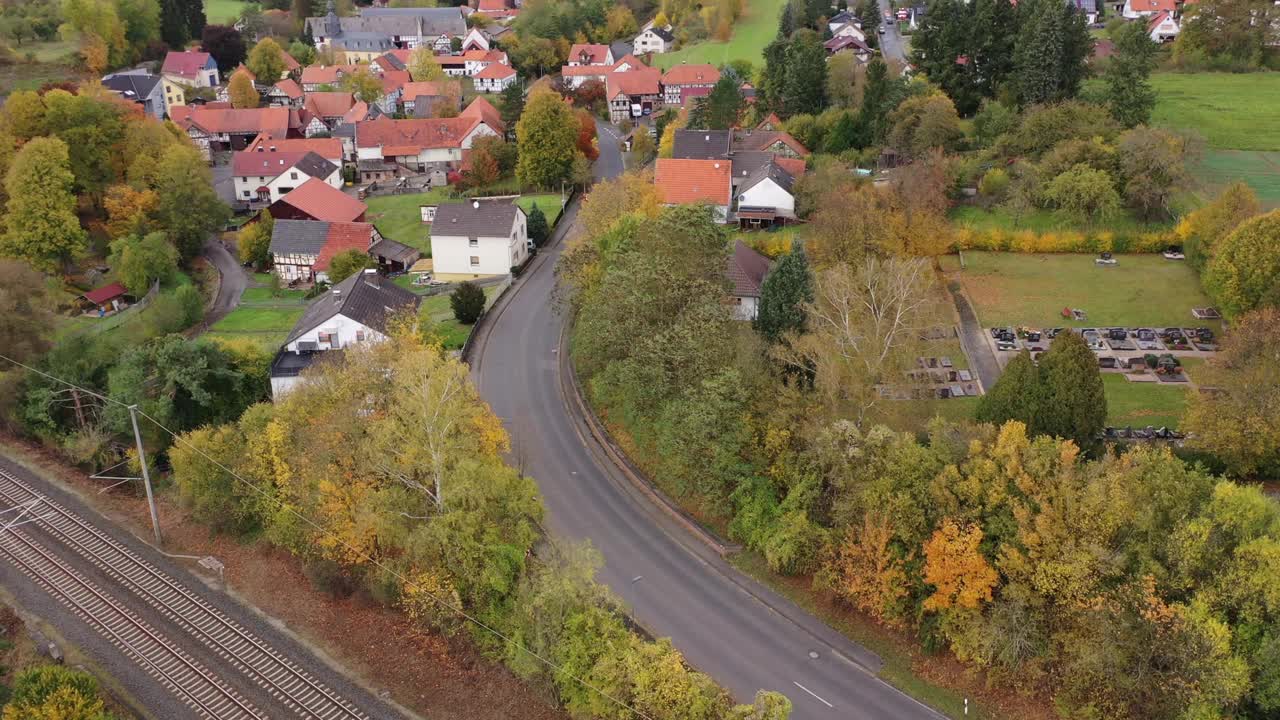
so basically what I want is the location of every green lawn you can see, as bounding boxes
[206,0,249,23]
[367,191,565,255]
[653,0,790,69]
[419,285,500,349]
[209,307,305,333]
[951,206,1172,235]
[1102,374,1188,429]
[240,287,307,303]
[1149,72,1280,209]
[957,251,1218,329]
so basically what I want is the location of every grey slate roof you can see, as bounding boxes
[294,152,340,180]
[102,72,160,99]
[727,240,771,298]
[284,270,420,344]
[306,7,466,42]
[269,219,330,256]
[671,129,732,159]
[646,26,675,42]
[728,150,775,181]
[369,237,422,265]
[741,159,796,194]
[432,199,524,240]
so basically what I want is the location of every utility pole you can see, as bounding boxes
[127,405,163,546]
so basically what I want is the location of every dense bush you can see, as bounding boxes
[450,281,487,324]
[954,226,1172,253]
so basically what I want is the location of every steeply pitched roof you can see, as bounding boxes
[300,64,358,86]
[640,26,675,41]
[400,80,462,101]
[606,68,662,100]
[672,129,732,159]
[274,78,304,99]
[268,219,374,268]
[161,51,214,80]
[459,95,504,132]
[569,43,612,64]
[284,270,419,345]
[740,158,796,194]
[726,240,771,298]
[431,198,524,239]
[275,179,367,222]
[179,107,291,136]
[355,115,481,152]
[661,64,720,86]
[475,63,516,80]
[380,69,412,94]
[1128,0,1175,12]
[244,133,344,161]
[655,158,732,206]
[314,222,376,270]
[1147,9,1175,30]
[101,72,160,100]
[304,91,357,118]
[375,51,408,71]
[83,282,128,304]
[342,101,370,125]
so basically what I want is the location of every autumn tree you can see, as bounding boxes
[605,5,638,38]
[922,519,999,611]
[575,170,662,240]
[1117,127,1194,221]
[1178,181,1258,271]
[108,231,178,295]
[462,140,501,188]
[1042,164,1121,226]
[409,45,446,81]
[0,261,55,364]
[104,184,159,239]
[237,210,273,269]
[246,37,287,83]
[575,109,599,161]
[341,67,385,104]
[1183,308,1280,478]
[886,93,964,160]
[516,88,579,189]
[326,249,375,283]
[1,665,116,720]
[228,70,259,108]
[1203,209,1280,318]
[976,349,1042,430]
[0,137,86,273]
[658,109,688,158]
[152,144,231,261]
[826,513,913,626]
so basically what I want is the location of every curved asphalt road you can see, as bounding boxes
[473,131,944,719]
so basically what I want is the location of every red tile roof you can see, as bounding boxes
[380,69,411,94]
[244,134,343,162]
[180,107,290,136]
[569,43,611,65]
[232,64,256,82]
[83,282,127,305]
[161,51,213,80]
[342,101,369,124]
[460,96,504,132]
[281,50,300,72]
[607,68,662,100]
[775,156,807,178]
[477,0,508,11]
[277,179,367,223]
[304,91,356,118]
[1146,9,1175,30]
[314,222,376,270]
[400,80,462,100]
[655,158,732,206]
[475,63,515,80]
[274,78,304,99]
[232,149,309,177]
[300,64,358,86]
[355,115,482,153]
[1130,0,1176,12]
[661,64,720,86]
[561,65,611,77]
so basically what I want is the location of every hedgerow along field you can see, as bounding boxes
[1150,72,1280,208]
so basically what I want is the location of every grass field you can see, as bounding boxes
[1102,375,1189,429]
[205,282,309,349]
[419,285,499,349]
[951,206,1173,234]
[957,251,1217,328]
[652,0,789,69]
[366,191,565,255]
[206,0,249,23]
[1149,72,1280,208]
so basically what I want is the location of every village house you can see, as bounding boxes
[661,64,720,108]
[1147,10,1180,42]
[354,98,502,176]
[268,178,369,222]
[607,68,664,124]
[233,149,341,205]
[733,158,798,228]
[245,134,345,166]
[475,62,517,92]
[1122,0,1175,18]
[268,218,379,283]
[830,21,866,42]
[827,10,860,33]
[475,0,520,21]
[160,50,219,110]
[633,25,674,55]
[270,269,419,397]
[369,50,411,74]
[461,27,490,51]
[101,71,165,119]
[300,64,357,92]
[429,198,529,280]
[172,106,292,158]
[733,128,810,157]
[726,240,772,320]
[825,35,876,60]
[568,43,614,66]
[268,79,305,107]
[462,49,509,77]
[399,80,463,116]
[306,3,466,54]
[302,92,359,134]
[654,158,732,223]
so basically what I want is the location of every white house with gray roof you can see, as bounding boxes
[270,269,419,397]
[429,198,528,280]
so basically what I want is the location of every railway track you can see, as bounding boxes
[0,519,264,719]
[0,466,373,720]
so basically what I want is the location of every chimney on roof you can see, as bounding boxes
[333,288,342,303]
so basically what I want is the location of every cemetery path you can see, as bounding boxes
[948,281,1001,392]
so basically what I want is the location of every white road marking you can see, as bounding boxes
[793,681,834,709]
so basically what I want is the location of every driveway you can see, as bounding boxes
[875,0,911,65]
[948,281,1001,392]
[201,235,248,329]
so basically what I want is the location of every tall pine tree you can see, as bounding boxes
[1014,0,1092,105]
[1105,20,1158,127]
[1036,331,1106,449]
[781,30,827,117]
[975,350,1043,431]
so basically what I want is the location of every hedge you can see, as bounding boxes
[954,227,1174,254]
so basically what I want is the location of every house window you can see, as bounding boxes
[290,171,298,180]
[318,332,333,344]
[243,190,251,197]
[356,329,365,342]
[469,238,478,248]
[469,256,480,267]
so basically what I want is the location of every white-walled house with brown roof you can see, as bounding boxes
[232,149,342,205]
[429,198,529,280]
